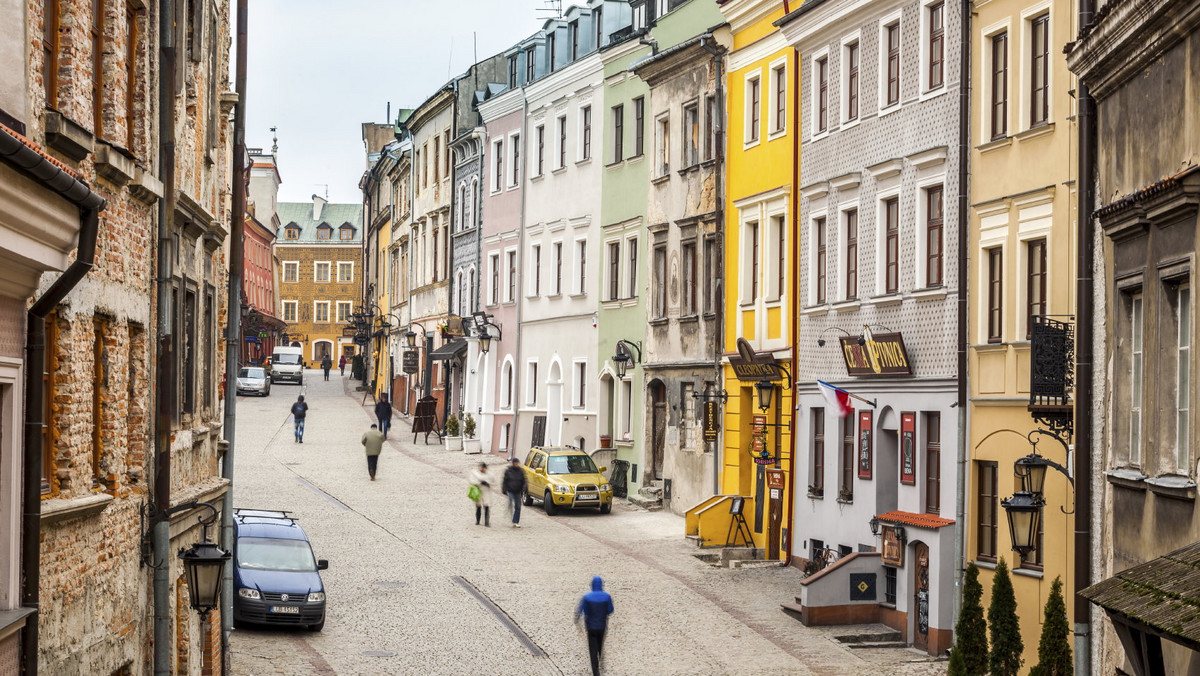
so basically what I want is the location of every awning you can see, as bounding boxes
[428,338,467,361]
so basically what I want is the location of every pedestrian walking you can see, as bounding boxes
[575,576,614,676]
[338,354,347,376]
[469,462,492,526]
[361,424,385,480]
[321,354,332,381]
[290,395,308,443]
[501,457,527,528]
[374,393,393,438]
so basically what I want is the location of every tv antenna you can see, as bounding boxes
[536,0,563,19]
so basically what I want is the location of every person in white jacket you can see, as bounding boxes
[470,462,492,527]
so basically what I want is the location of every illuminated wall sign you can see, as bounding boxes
[900,412,917,485]
[839,331,912,376]
[858,410,873,479]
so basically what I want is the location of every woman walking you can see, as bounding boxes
[470,462,492,527]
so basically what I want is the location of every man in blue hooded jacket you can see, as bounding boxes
[575,576,614,675]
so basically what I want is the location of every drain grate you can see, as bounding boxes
[360,650,396,658]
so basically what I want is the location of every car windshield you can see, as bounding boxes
[236,537,316,572]
[239,368,265,378]
[273,354,302,365]
[547,454,599,475]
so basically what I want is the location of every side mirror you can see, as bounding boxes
[317,559,329,570]
[535,468,546,476]
[599,466,607,473]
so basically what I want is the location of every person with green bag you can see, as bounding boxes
[470,462,492,526]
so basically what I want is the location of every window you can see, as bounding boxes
[283,261,298,283]
[925,412,941,513]
[612,104,624,162]
[432,226,440,281]
[531,244,542,296]
[282,301,297,322]
[526,47,536,82]
[1030,14,1049,128]
[526,361,539,405]
[885,22,901,107]
[633,97,645,156]
[508,55,518,87]
[845,42,859,122]
[581,106,592,160]
[844,209,858,299]
[884,567,897,605]
[91,317,107,482]
[703,238,717,313]
[314,262,330,283]
[570,21,580,60]
[682,240,697,315]
[991,32,1009,139]
[884,198,899,293]
[502,362,514,409]
[771,64,787,133]
[557,116,567,168]
[1026,239,1046,334]
[594,7,603,49]
[608,242,620,301]
[928,2,945,90]
[656,115,670,176]
[683,101,699,166]
[628,237,638,299]
[314,301,330,323]
[746,221,760,302]
[339,226,354,240]
[926,186,944,287]
[316,226,331,240]
[553,242,563,295]
[987,248,1003,342]
[575,240,587,295]
[285,227,299,240]
[976,461,998,561]
[433,136,440,183]
[493,139,504,191]
[840,416,854,499]
[746,75,761,143]
[92,0,105,137]
[1130,293,1144,464]
[1176,284,1192,470]
[44,0,60,108]
[653,245,667,318]
[336,301,351,324]
[815,217,827,304]
[489,253,500,305]
[704,95,719,160]
[575,361,587,407]
[511,134,521,186]
[444,131,452,176]
[536,125,545,175]
[768,215,785,301]
[816,57,829,133]
[506,250,517,302]
[811,409,825,494]
[633,0,647,31]
[125,4,139,145]
[337,262,353,283]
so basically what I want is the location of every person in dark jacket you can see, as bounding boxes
[501,457,527,528]
[374,393,393,438]
[338,354,347,376]
[321,354,332,381]
[575,576,614,676]
[290,395,308,443]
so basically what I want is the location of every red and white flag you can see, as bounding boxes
[817,380,854,418]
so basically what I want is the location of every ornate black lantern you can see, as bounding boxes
[1001,491,1044,555]
[405,329,418,348]
[755,379,775,412]
[179,539,231,615]
[612,340,642,379]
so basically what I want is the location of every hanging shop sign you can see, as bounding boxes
[353,333,369,346]
[702,401,720,442]
[729,338,786,381]
[900,412,917,485]
[342,326,358,338]
[857,410,873,479]
[881,525,905,566]
[441,315,466,337]
[402,349,419,374]
[839,329,912,377]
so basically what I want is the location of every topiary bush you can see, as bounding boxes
[948,563,988,676]
[988,557,1024,676]
[1029,576,1072,676]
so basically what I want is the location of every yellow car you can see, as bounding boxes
[521,447,614,515]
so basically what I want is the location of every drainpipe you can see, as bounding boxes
[1074,1,1096,672]
[221,0,249,668]
[951,0,971,628]
[700,34,725,499]
[510,90,529,459]
[153,0,180,671]
[8,125,106,676]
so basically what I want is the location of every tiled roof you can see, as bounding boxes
[1,122,83,180]
[875,510,955,530]
[276,201,363,244]
[1095,164,1200,218]
[1081,540,1200,651]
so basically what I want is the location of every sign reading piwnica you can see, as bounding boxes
[839,328,912,376]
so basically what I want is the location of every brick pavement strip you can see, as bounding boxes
[229,372,947,676]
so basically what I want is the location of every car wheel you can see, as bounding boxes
[600,503,611,515]
[308,618,324,632]
[543,491,558,516]
[523,490,533,506]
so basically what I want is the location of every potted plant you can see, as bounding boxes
[837,486,854,503]
[444,413,462,451]
[807,483,824,498]
[462,413,481,454]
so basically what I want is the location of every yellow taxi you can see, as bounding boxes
[521,447,613,515]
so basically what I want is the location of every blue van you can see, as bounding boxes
[232,509,328,631]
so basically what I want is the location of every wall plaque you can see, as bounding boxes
[849,573,877,601]
[900,412,916,485]
[857,410,873,479]
[881,525,904,566]
[702,401,719,442]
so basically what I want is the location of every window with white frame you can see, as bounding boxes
[489,253,500,305]
[282,300,297,322]
[770,61,787,135]
[526,361,539,406]
[813,216,827,305]
[683,101,699,166]
[767,214,786,302]
[337,262,353,283]
[1025,238,1047,337]
[557,116,568,168]
[656,114,670,176]
[493,139,504,192]
[553,241,563,295]
[653,245,667,317]
[843,39,860,123]
[1175,283,1191,471]
[923,1,946,92]
[574,239,587,295]
[813,54,829,135]
[882,196,900,294]
[607,241,620,301]
[612,104,625,162]
[529,243,542,297]
[535,124,545,176]
[1129,292,1144,465]
[506,249,517,302]
[509,133,521,186]
[501,360,514,410]
[843,208,858,300]
[745,73,761,144]
[574,360,587,408]
[627,236,638,298]
[580,105,592,161]
[682,239,697,315]
[742,220,760,304]
[704,237,718,314]
[1029,12,1050,128]
[314,301,330,323]
[881,17,902,110]
[988,29,1009,140]
[283,261,298,283]
[619,378,632,438]
[916,184,944,288]
[336,301,351,324]
[314,262,330,283]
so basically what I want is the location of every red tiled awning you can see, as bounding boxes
[875,510,955,530]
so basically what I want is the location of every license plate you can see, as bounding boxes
[269,605,299,614]
[575,494,597,501]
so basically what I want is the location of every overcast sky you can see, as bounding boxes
[244,0,552,205]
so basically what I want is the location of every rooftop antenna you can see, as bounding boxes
[536,0,563,18]
[270,126,278,156]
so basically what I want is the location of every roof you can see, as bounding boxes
[1095,164,1200,219]
[1081,540,1200,651]
[429,338,467,361]
[277,200,363,244]
[875,510,955,530]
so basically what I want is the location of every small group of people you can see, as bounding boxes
[468,458,528,528]
[319,354,349,381]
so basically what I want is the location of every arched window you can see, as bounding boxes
[502,361,514,410]
[457,183,467,231]
[468,267,477,314]
[470,178,480,230]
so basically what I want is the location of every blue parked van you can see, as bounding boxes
[232,509,328,631]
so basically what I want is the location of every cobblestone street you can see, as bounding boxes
[228,371,948,676]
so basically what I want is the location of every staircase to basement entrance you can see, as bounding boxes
[627,479,663,510]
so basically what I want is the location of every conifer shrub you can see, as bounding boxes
[948,563,988,676]
[1029,576,1072,676]
[988,557,1024,676]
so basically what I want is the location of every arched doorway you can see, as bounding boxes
[912,541,931,651]
[649,380,667,482]
[312,340,333,366]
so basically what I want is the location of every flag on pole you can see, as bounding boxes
[817,380,854,418]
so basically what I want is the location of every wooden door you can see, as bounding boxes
[913,542,930,651]
[651,382,667,480]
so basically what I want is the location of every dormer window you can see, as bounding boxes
[284,225,300,240]
[339,225,354,241]
[316,225,332,240]
[547,32,557,73]
[570,21,580,60]
[525,47,536,82]
[633,1,647,31]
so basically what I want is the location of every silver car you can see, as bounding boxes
[237,367,271,397]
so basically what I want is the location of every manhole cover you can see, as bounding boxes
[360,650,396,658]
[374,581,407,589]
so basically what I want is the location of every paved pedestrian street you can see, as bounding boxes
[229,371,948,676]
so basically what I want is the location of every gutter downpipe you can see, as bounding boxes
[1074,1,1095,672]
[153,0,179,671]
[11,127,106,676]
[700,35,725,499]
[952,0,971,626]
[510,88,529,459]
[221,0,249,669]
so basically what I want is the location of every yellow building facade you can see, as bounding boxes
[716,0,796,560]
[967,0,1077,669]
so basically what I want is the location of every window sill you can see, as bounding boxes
[867,293,903,308]
[676,163,702,176]
[977,136,1012,154]
[552,167,567,175]
[801,304,830,316]
[810,130,830,143]
[918,86,947,103]
[1146,474,1197,501]
[1013,567,1044,580]
[678,314,700,324]
[831,298,861,312]
[972,559,997,570]
[651,173,671,185]
[575,157,593,166]
[605,159,625,169]
[649,317,669,327]
[742,139,761,151]
[627,154,646,164]
[702,312,718,321]
[40,492,113,526]
[531,174,545,182]
[807,490,824,500]
[878,102,901,118]
[1015,122,1055,143]
[839,118,860,133]
[700,158,718,169]
[42,110,94,162]
[837,496,854,505]
[910,286,947,302]
[1105,467,1148,491]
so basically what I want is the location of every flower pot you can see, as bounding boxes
[444,436,463,451]
[463,438,482,454]
[599,434,612,449]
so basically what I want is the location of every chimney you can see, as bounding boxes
[312,194,327,221]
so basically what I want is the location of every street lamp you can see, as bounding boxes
[612,340,642,379]
[407,322,433,398]
[816,326,850,347]
[755,379,775,412]
[869,516,880,535]
[1001,491,1044,556]
[145,502,231,617]
[470,312,502,354]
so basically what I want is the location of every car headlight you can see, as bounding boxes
[600,484,611,492]
[554,485,570,494]
[238,588,261,600]
[307,592,325,603]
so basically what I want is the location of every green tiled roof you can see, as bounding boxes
[277,201,363,244]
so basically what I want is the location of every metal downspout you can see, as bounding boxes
[221,1,249,670]
[510,91,529,459]
[153,0,179,671]
[700,35,725,498]
[952,0,971,627]
[785,42,799,565]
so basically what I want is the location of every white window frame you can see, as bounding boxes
[809,48,830,141]
[837,204,860,301]
[313,301,330,324]
[281,300,298,322]
[573,237,588,296]
[874,188,903,297]
[619,378,633,439]
[655,112,671,177]
[534,124,546,177]
[508,131,521,187]
[488,252,500,306]
[573,359,588,408]
[314,261,331,283]
[578,105,592,162]
[605,238,621,301]
[767,57,788,140]
[552,240,564,296]
[981,19,1012,142]
[739,216,760,306]
[492,138,505,193]
[1014,200,1052,339]
[282,261,299,283]
[626,234,639,299]
[335,301,352,324]
[528,243,542,297]
[1019,2,1053,133]
[913,177,946,290]
[765,208,787,303]
[839,32,862,129]
[682,99,700,167]
[918,0,948,100]
[1177,283,1192,471]
[975,207,1009,342]
[337,261,354,283]
[877,12,904,116]
[501,358,515,411]
[743,70,762,148]
[556,115,568,169]
[504,246,518,303]
[807,211,828,306]
[526,359,539,407]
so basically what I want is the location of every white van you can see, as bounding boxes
[270,346,305,385]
